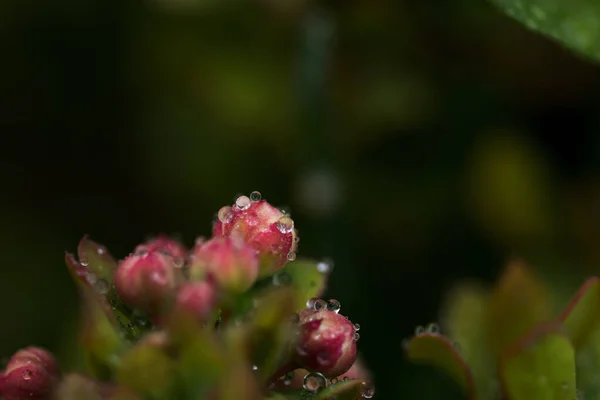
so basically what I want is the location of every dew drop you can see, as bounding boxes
[252,365,258,371]
[250,191,262,202]
[79,258,89,267]
[360,381,375,398]
[330,377,339,385]
[327,299,341,313]
[95,279,109,294]
[22,369,32,380]
[218,206,233,222]
[277,216,295,234]
[307,298,318,309]
[354,323,360,331]
[97,247,106,255]
[426,323,440,334]
[353,332,360,341]
[303,372,327,393]
[173,256,185,268]
[287,251,297,261]
[343,377,349,382]
[235,196,251,210]
[414,325,425,335]
[317,260,333,274]
[283,372,294,385]
[314,299,327,311]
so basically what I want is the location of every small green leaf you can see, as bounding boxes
[405,333,475,399]
[116,343,175,400]
[78,235,117,283]
[490,0,600,62]
[277,259,327,310]
[499,322,576,400]
[558,277,600,349]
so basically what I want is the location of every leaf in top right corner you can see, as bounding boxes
[489,0,600,62]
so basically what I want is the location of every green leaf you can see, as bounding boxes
[277,259,327,311]
[489,0,600,62]
[78,236,118,284]
[116,343,176,400]
[405,333,475,399]
[499,322,576,400]
[315,379,367,400]
[558,277,600,349]
[573,327,600,399]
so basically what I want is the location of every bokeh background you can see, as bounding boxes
[2,0,600,398]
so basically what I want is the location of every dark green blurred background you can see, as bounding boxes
[2,0,600,398]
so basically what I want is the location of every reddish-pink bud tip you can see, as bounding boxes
[294,309,358,377]
[135,235,188,264]
[212,195,298,273]
[1,347,59,400]
[114,249,183,314]
[189,237,259,294]
[175,281,217,323]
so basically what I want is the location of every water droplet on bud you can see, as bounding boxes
[354,323,360,331]
[314,299,327,311]
[235,196,251,210]
[303,372,327,393]
[327,299,341,313]
[250,191,262,202]
[22,370,32,380]
[426,323,440,334]
[353,332,360,341]
[252,365,258,371]
[330,377,339,384]
[277,216,294,234]
[307,297,318,309]
[283,372,294,385]
[415,325,425,335]
[287,251,297,261]
[218,206,233,223]
[317,260,333,274]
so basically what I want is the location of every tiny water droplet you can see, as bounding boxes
[330,377,339,385]
[250,191,262,202]
[414,325,425,335]
[97,247,106,255]
[353,332,360,341]
[314,299,327,311]
[360,381,375,398]
[95,279,109,294]
[303,372,327,393]
[354,323,360,331]
[235,196,251,210]
[252,365,258,371]
[277,216,294,234]
[307,298,318,309]
[317,260,333,274]
[343,377,349,382]
[22,369,32,380]
[426,323,440,334]
[79,258,89,267]
[283,372,294,385]
[218,206,233,222]
[287,251,297,261]
[327,299,341,313]
[173,256,185,268]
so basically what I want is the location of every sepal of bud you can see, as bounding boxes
[294,310,358,377]
[114,250,183,314]
[212,196,298,273]
[0,347,59,400]
[189,237,259,294]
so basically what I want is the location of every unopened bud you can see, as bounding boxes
[0,347,59,400]
[294,310,358,377]
[212,196,298,273]
[135,235,187,264]
[175,281,217,323]
[114,250,183,314]
[189,237,259,294]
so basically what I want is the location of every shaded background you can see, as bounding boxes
[2,0,600,398]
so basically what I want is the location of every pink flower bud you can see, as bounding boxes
[135,235,187,266]
[175,281,217,323]
[212,195,298,273]
[294,309,358,377]
[337,357,371,381]
[0,347,59,400]
[189,237,259,294]
[114,249,184,314]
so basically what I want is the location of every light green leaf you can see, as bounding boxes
[499,323,576,400]
[277,259,327,311]
[490,0,600,62]
[559,277,600,349]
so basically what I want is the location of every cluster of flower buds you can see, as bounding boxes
[1,192,374,399]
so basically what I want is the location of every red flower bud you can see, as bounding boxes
[189,237,259,294]
[114,249,184,314]
[135,235,187,266]
[175,281,217,323]
[0,347,59,400]
[212,194,298,273]
[337,357,370,381]
[294,309,358,377]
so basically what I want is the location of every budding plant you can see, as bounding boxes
[405,259,600,400]
[0,192,374,400]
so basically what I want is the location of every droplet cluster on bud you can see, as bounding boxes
[0,347,60,400]
[213,195,298,274]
